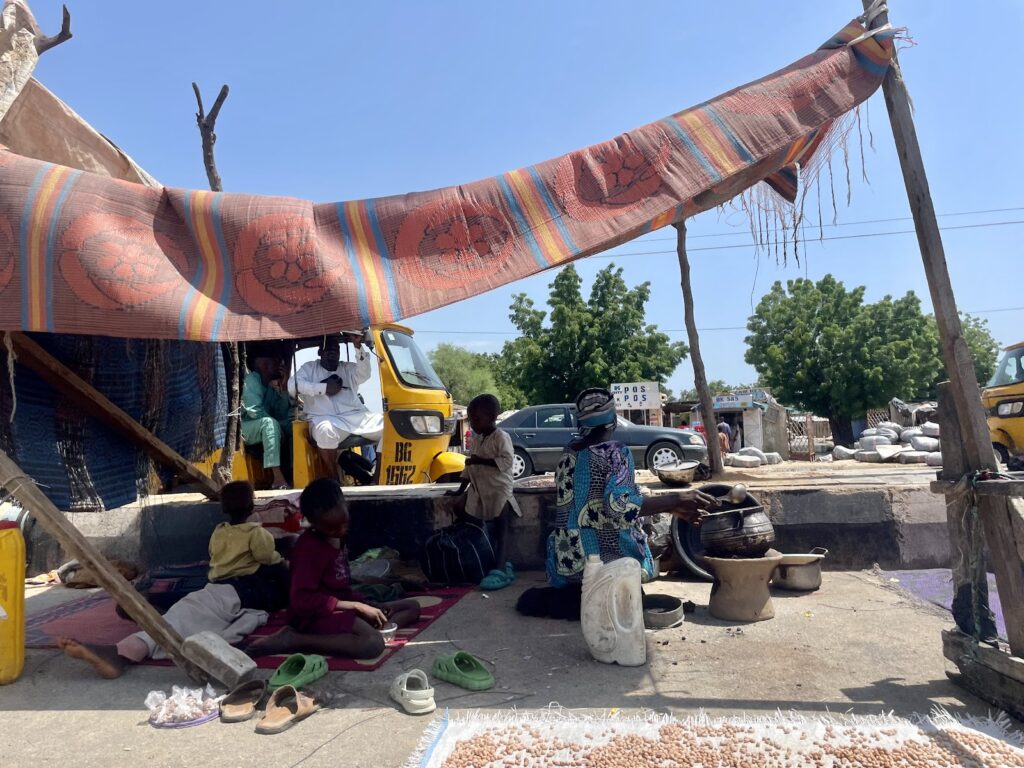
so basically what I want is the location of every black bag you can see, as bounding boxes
[339,450,374,485]
[421,520,496,585]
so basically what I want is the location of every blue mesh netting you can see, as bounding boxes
[0,334,226,511]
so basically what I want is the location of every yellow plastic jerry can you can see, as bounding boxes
[0,522,25,685]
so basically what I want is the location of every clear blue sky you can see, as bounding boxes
[28,0,1024,401]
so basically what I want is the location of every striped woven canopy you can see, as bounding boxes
[0,18,892,341]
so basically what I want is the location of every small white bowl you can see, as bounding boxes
[380,622,398,642]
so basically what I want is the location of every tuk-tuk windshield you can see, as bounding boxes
[381,329,446,390]
[988,347,1024,388]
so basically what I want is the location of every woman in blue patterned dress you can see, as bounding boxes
[546,388,716,588]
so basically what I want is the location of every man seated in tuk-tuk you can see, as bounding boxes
[241,356,293,489]
[289,333,384,480]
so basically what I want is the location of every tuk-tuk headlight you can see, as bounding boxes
[390,409,448,438]
[997,401,1024,417]
[410,414,443,434]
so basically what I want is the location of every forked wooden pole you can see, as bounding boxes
[675,221,723,476]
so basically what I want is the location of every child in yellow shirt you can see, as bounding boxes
[208,481,289,611]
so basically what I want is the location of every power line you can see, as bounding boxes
[413,305,1024,337]
[590,218,1024,259]
[636,205,1024,242]
[409,216,1024,337]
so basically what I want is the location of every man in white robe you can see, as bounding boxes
[289,334,384,478]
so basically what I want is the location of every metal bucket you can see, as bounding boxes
[772,548,828,591]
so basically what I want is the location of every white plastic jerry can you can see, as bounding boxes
[580,555,646,666]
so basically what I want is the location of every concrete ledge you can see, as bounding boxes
[25,479,950,575]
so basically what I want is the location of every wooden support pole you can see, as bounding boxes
[938,382,997,641]
[866,1,1024,655]
[675,221,723,476]
[0,448,204,680]
[191,83,242,487]
[7,332,220,501]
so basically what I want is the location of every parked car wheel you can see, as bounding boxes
[671,518,712,581]
[646,440,684,469]
[512,448,533,480]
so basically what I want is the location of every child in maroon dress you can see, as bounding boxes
[247,478,420,659]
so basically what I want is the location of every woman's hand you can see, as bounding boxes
[350,602,387,628]
[669,489,720,524]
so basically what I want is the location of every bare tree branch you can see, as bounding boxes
[34,4,72,55]
[192,82,229,193]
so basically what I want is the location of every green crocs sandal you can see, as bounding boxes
[269,654,328,691]
[432,651,495,691]
[479,562,516,591]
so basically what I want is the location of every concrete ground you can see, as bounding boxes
[0,569,1005,768]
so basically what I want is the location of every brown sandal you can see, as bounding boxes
[220,679,267,723]
[254,685,320,734]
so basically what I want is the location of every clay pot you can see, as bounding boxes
[697,484,774,557]
[704,549,783,622]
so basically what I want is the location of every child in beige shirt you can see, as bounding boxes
[449,394,518,589]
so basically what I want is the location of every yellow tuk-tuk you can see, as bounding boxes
[983,341,1024,464]
[198,323,466,487]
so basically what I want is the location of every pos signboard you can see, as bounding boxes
[611,382,660,410]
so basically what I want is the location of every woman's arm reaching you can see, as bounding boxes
[639,489,719,522]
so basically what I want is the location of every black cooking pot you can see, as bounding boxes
[697,484,774,558]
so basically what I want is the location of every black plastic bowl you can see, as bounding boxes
[643,593,685,628]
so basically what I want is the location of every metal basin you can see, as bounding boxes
[653,460,701,487]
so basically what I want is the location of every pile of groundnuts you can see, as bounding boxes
[439,721,1024,767]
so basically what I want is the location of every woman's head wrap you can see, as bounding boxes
[575,387,618,435]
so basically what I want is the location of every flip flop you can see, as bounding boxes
[254,685,320,735]
[220,679,268,723]
[268,654,328,691]
[432,651,494,691]
[479,562,516,591]
[389,669,436,715]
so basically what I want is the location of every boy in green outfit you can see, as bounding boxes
[241,356,292,489]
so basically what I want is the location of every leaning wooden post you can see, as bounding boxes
[0,448,204,680]
[7,332,220,501]
[866,0,1024,656]
[675,221,723,476]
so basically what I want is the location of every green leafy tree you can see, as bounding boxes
[677,380,734,401]
[744,275,937,446]
[921,313,1000,395]
[427,343,526,410]
[500,264,687,404]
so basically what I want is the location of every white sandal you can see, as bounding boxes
[390,668,436,715]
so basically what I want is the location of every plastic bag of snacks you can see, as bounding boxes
[145,684,221,728]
